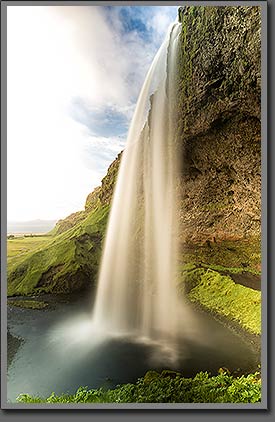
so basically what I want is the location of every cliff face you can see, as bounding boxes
[7,6,261,296]
[177,6,261,242]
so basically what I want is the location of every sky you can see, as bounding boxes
[7,5,179,222]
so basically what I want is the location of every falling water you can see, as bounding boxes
[92,22,183,350]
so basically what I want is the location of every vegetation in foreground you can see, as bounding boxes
[17,370,261,404]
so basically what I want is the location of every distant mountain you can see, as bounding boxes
[7,219,57,234]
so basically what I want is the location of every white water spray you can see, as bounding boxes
[92,22,184,350]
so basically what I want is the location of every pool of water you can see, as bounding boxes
[6,291,260,402]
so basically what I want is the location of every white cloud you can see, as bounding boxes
[7,5,178,221]
[149,9,178,44]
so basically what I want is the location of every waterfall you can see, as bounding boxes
[92,22,183,348]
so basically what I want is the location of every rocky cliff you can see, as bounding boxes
[177,6,261,243]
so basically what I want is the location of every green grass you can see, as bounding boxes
[182,268,261,335]
[16,370,261,404]
[7,236,52,270]
[7,205,109,296]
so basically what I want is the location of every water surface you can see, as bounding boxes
[7,292,260,403]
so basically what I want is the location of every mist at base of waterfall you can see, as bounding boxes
[50,300,201,367]
[7,294,260,402]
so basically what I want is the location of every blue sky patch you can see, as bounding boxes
[71,98,129,138]
[118,7,152,41]
[103,6,178,44]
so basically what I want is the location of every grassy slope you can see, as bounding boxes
[17,370,261,404]
[7,205,109,296]
[7,236,51,270]
[180,267,261,335]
